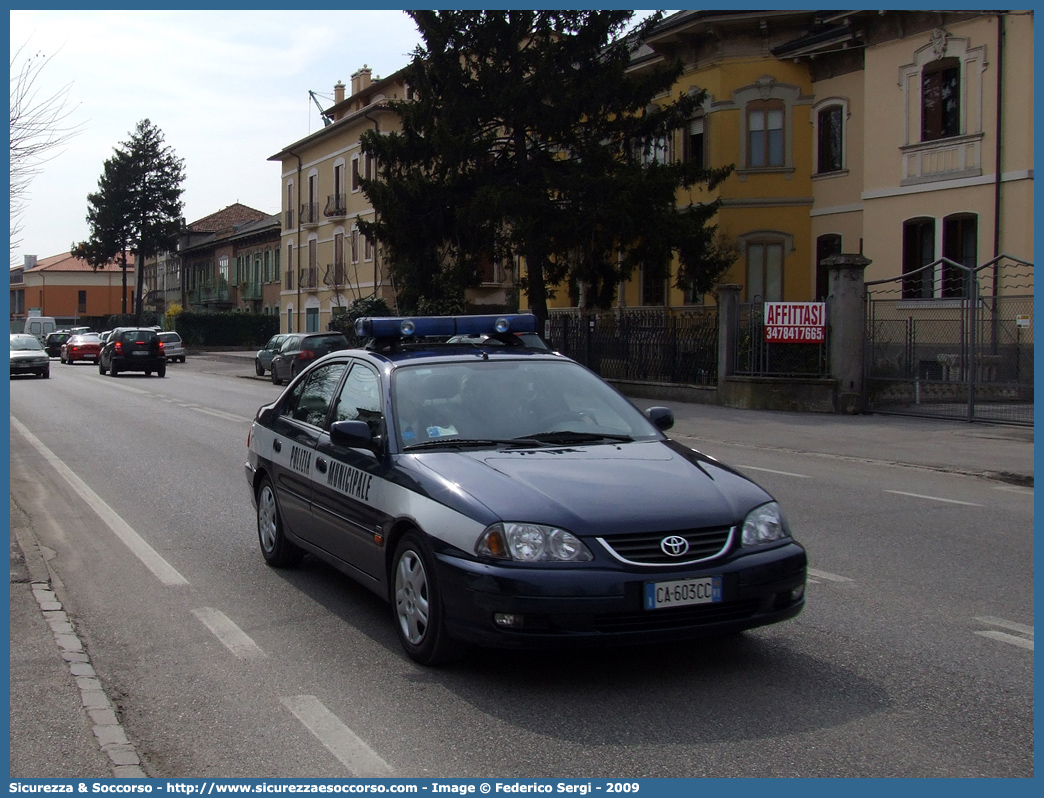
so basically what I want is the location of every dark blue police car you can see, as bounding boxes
[245,314,806,665]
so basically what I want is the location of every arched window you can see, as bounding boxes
[942,214,977,298]
[816,105,844,174]
[922,57,960,141]
[902,218,935,299]
[747,100,785,168]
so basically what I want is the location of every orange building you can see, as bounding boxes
[10,252,136,330]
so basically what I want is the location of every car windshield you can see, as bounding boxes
[392,359,660,449]
[11,336,43,351]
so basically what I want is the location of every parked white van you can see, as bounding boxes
[24,317,56,344]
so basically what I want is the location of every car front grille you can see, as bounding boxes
[592,599,762,633]
[597,525,734,565]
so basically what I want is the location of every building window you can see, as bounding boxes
[77,290,87,315]
[286,243,294,289]
[902,218,935,299]
[640,267,665,306]
[746,242,784,301]
[219,255,229,286]
[287,307,294,334]
[817,106,843,174]
[306,307,319,333]
[942,214,977,298]
[334,232,345,284]
[747,100,784,168]
[685,116,704,169]
[640,135,671,166]
[816,234,842,301]
[350,227,360,264]
[922,57,960,141]
[285,182,294,228]
[363,232,374,262]
[351,156,361,192]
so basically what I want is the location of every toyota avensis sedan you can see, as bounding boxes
[245,314,806,665]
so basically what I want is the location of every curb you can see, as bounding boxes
[12,521,148,778]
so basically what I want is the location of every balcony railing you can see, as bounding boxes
[299,267,319,290]
[241,282,263,301]
[324,194,347,218]
[324,263,346,286]
[300,202,320,227]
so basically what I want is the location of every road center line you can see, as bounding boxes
[737,465,811,479]
[281,695,394,777]
[807,568,853,583]
[11,416,190,587]
[975,630,1034,651]
[884,490,983,507]
[975,616,1034,637]
[191,608,266,659]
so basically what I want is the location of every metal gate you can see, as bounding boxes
[864,254,1033,425]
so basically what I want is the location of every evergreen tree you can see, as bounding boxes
[74,119,185,319]
[359,11,734,329]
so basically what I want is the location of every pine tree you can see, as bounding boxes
[73,119,185,319]
[359,11,734,329]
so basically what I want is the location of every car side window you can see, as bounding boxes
[283,362,348,428]
[331,364,383,435]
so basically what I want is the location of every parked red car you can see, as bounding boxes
[60,333,103,364]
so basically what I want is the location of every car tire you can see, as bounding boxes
[391,531,458,666]
[40,369,49,379]
[157,363,166,378]
[110,362,119,377]
[255,360,264,376]
[98,361,106,375]
[271,370,282,387]
[256,477,303,568]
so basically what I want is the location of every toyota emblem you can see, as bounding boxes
[660,535,690,557]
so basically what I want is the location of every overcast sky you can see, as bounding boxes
[9,9,427,266]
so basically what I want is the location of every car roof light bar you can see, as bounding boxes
[355,313,537,340]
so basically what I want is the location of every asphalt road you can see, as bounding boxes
[8,352,1035,778]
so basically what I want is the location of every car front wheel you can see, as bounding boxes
[256,477,303,567]
[255,360,264,376]
[392,531,457,666]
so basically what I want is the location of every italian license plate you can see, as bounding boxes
[644,576,721,610]
[132,350,148,356]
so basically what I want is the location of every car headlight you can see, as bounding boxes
[741,502,790,546]
[476,522,594,562]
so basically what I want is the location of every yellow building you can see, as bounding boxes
[541,10,1033,311]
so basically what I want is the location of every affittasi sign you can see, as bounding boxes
[764,302,826,343]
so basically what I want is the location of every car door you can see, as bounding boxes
[265,360,348,542]
[312,360,388,581]
[273,335,302,381]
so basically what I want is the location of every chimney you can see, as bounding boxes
[333,81,346,104]
[23,255,37,269]
[351,65,372,95]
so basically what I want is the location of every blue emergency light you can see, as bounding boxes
[354,313,537,339]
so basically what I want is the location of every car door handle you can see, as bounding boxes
[273,439,281,453]
[316,457,328,474]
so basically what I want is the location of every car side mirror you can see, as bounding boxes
[645,406,675,432]
[330,420,377,452]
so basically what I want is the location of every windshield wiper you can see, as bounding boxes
[523,430,634,444]
[403,437,546,451]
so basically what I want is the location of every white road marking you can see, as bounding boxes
[807,568,853,583]
[281,695,394,777]
[975,616,1034,637]
[884,490,983,507]
[11,417,190,586]
[975,630,1034,651]
[191,608,266,659]
[994,485,1033,496]
[736,465,811,479]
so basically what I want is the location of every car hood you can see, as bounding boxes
[404,440,773,537]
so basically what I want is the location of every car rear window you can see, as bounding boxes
[122,330,158,343]
[305,335,350,356]
[159,332,181,343]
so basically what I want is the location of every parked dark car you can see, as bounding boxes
[60,333,103,364]
[98,327,166,378]
[269,332,350,386]
[10,334,50,378]
[44,330,73,358]
[255,334,289,376]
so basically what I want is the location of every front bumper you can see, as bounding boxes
[434,542,807,648]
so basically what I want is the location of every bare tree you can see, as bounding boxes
[10,42,81,261]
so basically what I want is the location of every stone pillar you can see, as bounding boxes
[716,283,741,387]
[823,254,871,414]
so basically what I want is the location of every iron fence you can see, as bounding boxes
[548,308,718,385]
[734,302,829,377]
[864,255,1033,426]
